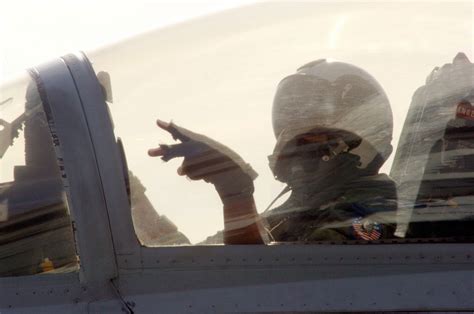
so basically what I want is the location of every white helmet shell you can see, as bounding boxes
[272,59,393,171]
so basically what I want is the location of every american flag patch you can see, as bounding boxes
[352,217,382,240]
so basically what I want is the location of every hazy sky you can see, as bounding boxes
[0,0,257,80]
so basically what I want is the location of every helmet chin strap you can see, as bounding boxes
[349,139,379,169]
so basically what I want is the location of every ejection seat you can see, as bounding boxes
[390,52,474,240]
[407,97,474,238]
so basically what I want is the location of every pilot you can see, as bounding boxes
[148,59,397,244]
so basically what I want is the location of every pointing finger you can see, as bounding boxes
[156,119,190,142]
[156,119,170,130]
[148,147,165,157]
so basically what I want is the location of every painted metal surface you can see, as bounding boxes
[61,53,140,258]
[32,58,118,284]
[108,244,474,312]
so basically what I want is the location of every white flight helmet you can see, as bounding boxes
[270,59,393,181]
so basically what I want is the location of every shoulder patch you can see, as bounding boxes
[352,217,382,240]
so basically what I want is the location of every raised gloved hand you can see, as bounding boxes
[148,119,258,201]
[148,119,264,244]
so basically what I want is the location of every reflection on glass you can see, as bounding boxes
[106,58,401,245]
[129,171,190,245]
[88,2,473,246]
[0,75,78,276]
[392,53,474,239]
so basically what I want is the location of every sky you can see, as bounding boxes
[0,0,257,80]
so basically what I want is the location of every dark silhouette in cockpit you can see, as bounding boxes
[0,84,77,276]
[390,52,474,240]
[408,93,474,239]
[149,59,398,244]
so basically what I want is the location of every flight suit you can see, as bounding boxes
[264,174,397,242]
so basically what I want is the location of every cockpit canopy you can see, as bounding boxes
[0,2,472,271]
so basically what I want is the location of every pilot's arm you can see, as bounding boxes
[148,120,265,244]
